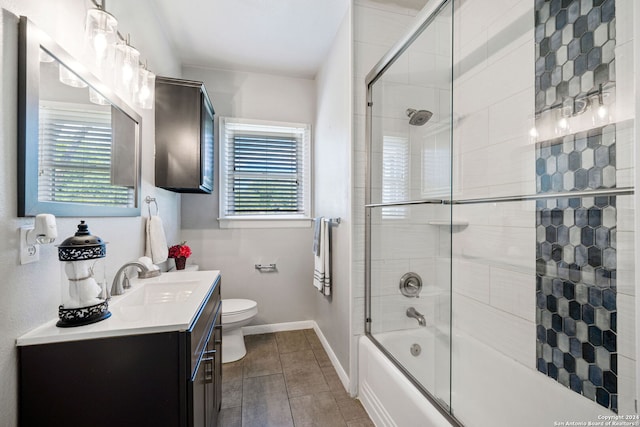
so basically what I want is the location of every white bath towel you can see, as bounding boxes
[145,215,168,264]
[313,218,331,296]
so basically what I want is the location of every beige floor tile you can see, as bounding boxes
[242,374,294,427]
[276,330,311,353]
[243,341,282,378]
[280,349,318,371]
[289,392,347,427]
[218,406,241,427]
[221,379,242,409]
[312,346,333,368]
[303,329,324,350]
[244,333,278,355]
[222,331,374,426]
[283,365,330,398]
[336,398,369,422]
[321,366,350,399]
[222,359,244,383]
[346,418,376,427]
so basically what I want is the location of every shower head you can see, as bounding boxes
[406,108,433,126]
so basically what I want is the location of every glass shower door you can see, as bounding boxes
[365,0,453,413]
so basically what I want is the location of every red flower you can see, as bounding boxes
[168,242,192,259]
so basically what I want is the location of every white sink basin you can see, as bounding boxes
[112,280,199,307]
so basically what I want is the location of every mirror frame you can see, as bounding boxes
[18,16,142,217]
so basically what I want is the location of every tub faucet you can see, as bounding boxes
[406,307,426,326]
[111,261,161,296]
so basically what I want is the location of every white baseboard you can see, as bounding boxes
[242,320,315,335]
[241,320,351,395]
[312,323,351,395]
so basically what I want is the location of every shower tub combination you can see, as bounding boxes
[360,0,636,426]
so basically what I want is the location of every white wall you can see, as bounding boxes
[0,1,182,425]
[180,66,319,325]
[313,5,353,379]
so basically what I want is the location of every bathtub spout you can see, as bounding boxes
[406,307,426,326]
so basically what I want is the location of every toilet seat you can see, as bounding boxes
[222,299,258,324]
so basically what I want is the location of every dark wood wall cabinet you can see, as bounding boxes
[155,76,215,193]
[18,277,222,427]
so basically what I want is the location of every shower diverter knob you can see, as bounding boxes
[399,272,423,298]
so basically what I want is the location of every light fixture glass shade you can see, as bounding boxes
[84,8,118,66]
[89,87,110,105]
[59,63,88,88]
[113,41,140,100]
[39,49,55,63]
[135,66,156,109]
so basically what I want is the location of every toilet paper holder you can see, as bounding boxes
[255,263,277,272]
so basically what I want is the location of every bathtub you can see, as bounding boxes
[359,329,620,427]
[358,329,453,427]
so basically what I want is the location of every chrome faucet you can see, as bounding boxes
[111,261,161,296]
[406,307,426,326]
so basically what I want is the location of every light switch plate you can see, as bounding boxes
[20,227,39,264]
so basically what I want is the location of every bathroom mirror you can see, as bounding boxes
[18,16,141,217]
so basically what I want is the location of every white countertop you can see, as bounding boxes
[16,270,220,346]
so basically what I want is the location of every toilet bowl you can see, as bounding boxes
[221,299,258,363]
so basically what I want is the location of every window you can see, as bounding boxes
[38,103,135,207]
[219,117,311,228]
[381,135,409,219]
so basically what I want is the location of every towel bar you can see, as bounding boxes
[255,263,277,272]
[145,196,159,216]
[313,217,341,225]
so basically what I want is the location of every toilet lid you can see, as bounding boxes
[222,299,257,315]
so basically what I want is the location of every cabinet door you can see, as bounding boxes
[192,358,207,427]
[155,77,215,194]
[213,323,222,415]
[205,308,222,427]
[200,93,214,193]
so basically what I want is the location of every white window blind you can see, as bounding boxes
[38,104,134,207]
[381,136,409,219]
[421,132,451,199]
[220,117,310,221]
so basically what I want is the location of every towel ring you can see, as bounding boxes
[145,196,159,216]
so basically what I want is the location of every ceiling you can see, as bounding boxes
[150,0,351,79]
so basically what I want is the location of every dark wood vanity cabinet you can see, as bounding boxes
[18,277,222,427]
[155,76,214,193]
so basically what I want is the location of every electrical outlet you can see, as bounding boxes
[20,227,40,264]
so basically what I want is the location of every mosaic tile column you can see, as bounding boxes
[534,0,617,412]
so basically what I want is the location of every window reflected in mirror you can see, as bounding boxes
[18,17,141,217]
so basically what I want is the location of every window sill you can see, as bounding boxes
[218,217,312,229]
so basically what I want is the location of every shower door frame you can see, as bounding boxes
[363,0,460,425]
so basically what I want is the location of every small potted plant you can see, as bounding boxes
[168,241,192,270]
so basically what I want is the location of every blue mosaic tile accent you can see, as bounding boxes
[535,0,616,114]
[535,0,617,412]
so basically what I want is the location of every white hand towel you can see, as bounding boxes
[313,219,331,296]
[145,215,169,264]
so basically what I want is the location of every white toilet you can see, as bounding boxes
[221,299,258,363]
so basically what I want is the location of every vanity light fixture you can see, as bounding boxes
[135,63,156,109]
[113,35,140,99]
[58,63,88,88]
[89,87,109,105]
[20,214,58,265]
[84,0,118,67]
[65,0,156,109]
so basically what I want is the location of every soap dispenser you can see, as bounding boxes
[56,221,111,327]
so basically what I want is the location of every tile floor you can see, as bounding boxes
[218,329,375,427]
